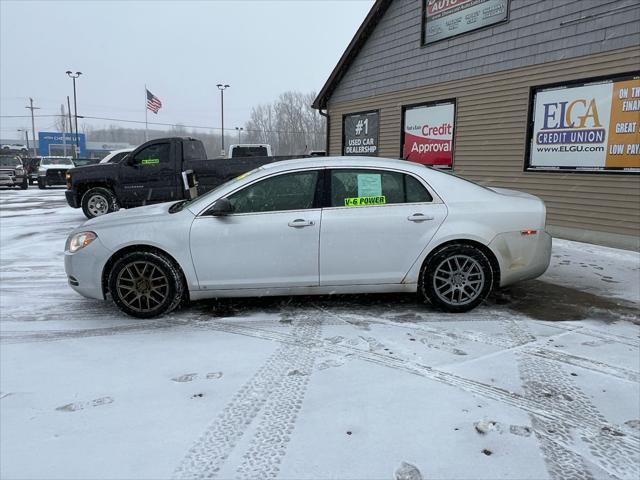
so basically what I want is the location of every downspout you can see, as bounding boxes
[318,108,330,155]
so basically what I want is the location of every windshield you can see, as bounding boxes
[231,146,268,158]
[172,167,264,212]
[0,157,21,167]
[41,158,74,166]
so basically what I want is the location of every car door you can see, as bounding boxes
[320,168,447,286]
[189,169,322,290]
[118,142,178,205]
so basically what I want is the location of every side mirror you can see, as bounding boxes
[126,156,136,166]
[209,198,233,216]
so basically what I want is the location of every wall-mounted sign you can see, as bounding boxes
[343,111,379,156]
[526,74,640,173]
[422,0,509,45]
[401,101,455,168]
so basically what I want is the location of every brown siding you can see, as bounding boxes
[328,47,640,241]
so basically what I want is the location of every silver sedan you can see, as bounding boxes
[64,157,551,318]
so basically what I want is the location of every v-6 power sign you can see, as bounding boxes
[343,111,379,156]
[402,101,455,168]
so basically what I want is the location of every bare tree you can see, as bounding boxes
[54,104,67,132]
[244,91,326,155]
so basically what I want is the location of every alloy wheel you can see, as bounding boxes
[115,261,169,313]
[432,254,485,306]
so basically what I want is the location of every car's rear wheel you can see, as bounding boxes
[108,251,184,318]
[419,244,493,313]
[81,187,119,219]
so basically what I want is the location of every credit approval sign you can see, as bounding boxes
[527,74,640,173]
[402,101,455,168]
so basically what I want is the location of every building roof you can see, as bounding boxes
[311,0,392,110]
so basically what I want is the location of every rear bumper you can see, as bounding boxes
[65,189,80,208]
[490,230,552,287]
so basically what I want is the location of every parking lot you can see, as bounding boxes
[1,188,639,479]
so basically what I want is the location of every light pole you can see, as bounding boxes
[235,127,244,144]
[17,128,30,155]
[66,71,82,157]
[216,84,229,156]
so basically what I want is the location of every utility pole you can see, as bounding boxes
[216,84,229,157]
[25,98,40,156]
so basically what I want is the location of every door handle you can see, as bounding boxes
[288,219,315,228]
[407,213,434,222]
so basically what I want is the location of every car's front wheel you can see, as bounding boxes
[108,251,184,318]
[81,187,119,219]
[419,244,493,313]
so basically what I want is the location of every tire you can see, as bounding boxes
[20,178,28,190]
[37,178,46,189]
[108,251,184,318]
[81,187,119,219]
[419,244,493,313]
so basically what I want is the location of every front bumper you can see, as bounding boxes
[490,230,552,287]
[64,237,112,300]
[65,189,80,208]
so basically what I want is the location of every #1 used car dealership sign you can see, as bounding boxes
[527,74,640,173]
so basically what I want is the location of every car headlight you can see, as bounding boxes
[67,231,97,253]
[38,167,46,174]
[15,167,24,174]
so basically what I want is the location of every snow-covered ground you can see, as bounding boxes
[1,188,639,480]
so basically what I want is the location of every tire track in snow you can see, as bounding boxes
[173,316,322,479]
[198,319,640,454]
[509,321,639,480]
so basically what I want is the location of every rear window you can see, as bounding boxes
[231,146,268,158]
[183,140,207,161]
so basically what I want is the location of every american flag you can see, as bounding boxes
[146,89,162,114]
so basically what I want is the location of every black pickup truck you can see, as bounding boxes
[65,137,302,219]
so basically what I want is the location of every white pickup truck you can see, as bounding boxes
[227,144,272,158]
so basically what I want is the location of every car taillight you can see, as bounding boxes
[521,230,537,236]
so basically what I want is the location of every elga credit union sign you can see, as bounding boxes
[423,0,509,44]
[402,101,455,168]
[527,75,640,173]
[343,111,379,156]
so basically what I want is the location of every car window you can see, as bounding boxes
[229,170,319,214]
[133,143,170,165]
[330,169,432,207]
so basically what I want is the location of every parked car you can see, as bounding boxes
[64,156,552,318]
[0,155,28,189]
[37,156,75,189]
[65,137,303,219]
[98,148,134,164]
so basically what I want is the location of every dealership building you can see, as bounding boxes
[313,0,640,249]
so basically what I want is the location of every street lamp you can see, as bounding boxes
[66,70,82,157]
[216,84,230,156]
[235,126,244,144]
[17,128,30,155]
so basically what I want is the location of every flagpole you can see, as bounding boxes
[144,84,148,142]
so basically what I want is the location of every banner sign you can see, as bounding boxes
[527,75,640,173]
[343,111,379,156]
[423,0,509,45]
[402,101,455,168]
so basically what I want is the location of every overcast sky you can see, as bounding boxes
[0,0,374,139]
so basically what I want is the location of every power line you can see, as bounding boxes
[0,113,322,136]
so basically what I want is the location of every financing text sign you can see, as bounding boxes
[527,75,640,173]
[402,101,455,168]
